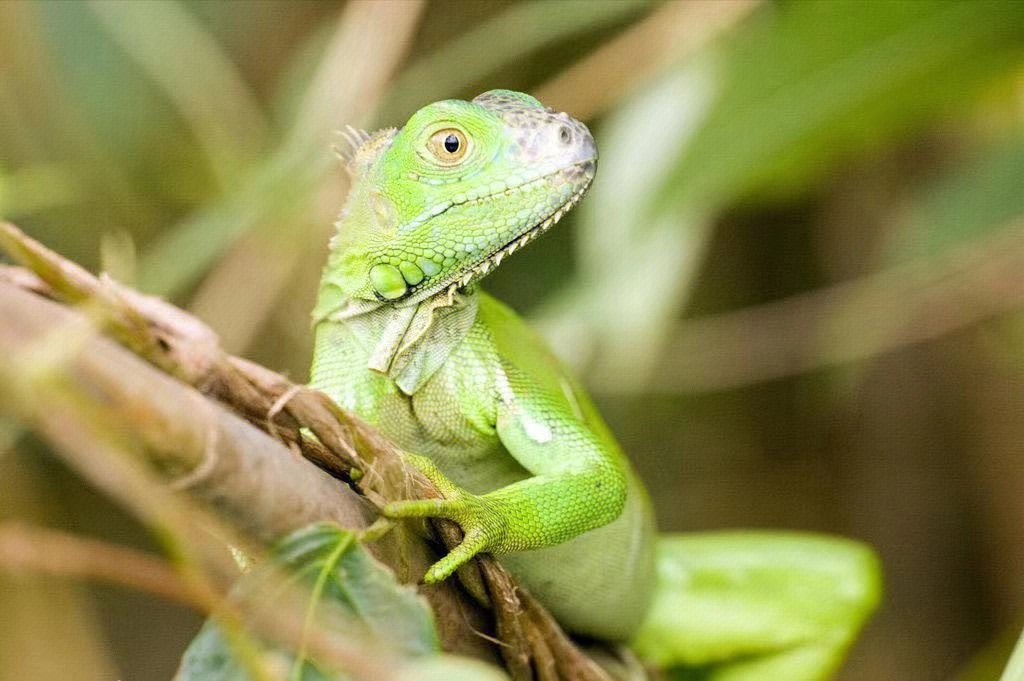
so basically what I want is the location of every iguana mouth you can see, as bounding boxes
[403,159,595,305]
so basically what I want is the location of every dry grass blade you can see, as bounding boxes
[535,0,760,118]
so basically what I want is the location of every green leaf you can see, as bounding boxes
[177,523,440,681]
[1000,627,1024,681]
[275,523,440,658]
[632,532,882,681]
[178,623,330,681]
[395,656,511,681]
[663,0,1024,209]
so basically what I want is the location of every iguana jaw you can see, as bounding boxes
[412,159,595,305]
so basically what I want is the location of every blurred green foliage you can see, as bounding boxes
[3,1,1024,680]
[179,524,508,681]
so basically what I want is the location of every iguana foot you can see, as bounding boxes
[383,453,506,583]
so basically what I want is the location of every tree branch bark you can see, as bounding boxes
[0,222,616,681]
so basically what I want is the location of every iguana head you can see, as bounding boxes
[322,90,596,309]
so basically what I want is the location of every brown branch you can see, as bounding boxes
[0,222,615,681]
[0,323,404,681]
[0,265,490,662]
[0,278,370,541]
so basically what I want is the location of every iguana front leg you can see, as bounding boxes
[385,389,627,584]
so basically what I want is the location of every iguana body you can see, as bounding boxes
[310,90,652,638]
[310,90,881,676]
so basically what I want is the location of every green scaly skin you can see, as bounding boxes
[310,90,882,676]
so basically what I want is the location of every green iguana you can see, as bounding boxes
[310,90,881,679]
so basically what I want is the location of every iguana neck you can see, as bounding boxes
[313,207,480,396]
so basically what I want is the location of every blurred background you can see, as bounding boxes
[2,1,1024,679]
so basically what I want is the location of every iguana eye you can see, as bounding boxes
[428,128,468,164]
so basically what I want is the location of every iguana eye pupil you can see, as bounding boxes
[428,128,468,163]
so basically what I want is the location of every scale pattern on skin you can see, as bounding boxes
[309,89,656,640]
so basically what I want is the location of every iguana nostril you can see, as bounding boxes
[558,125,573,145]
